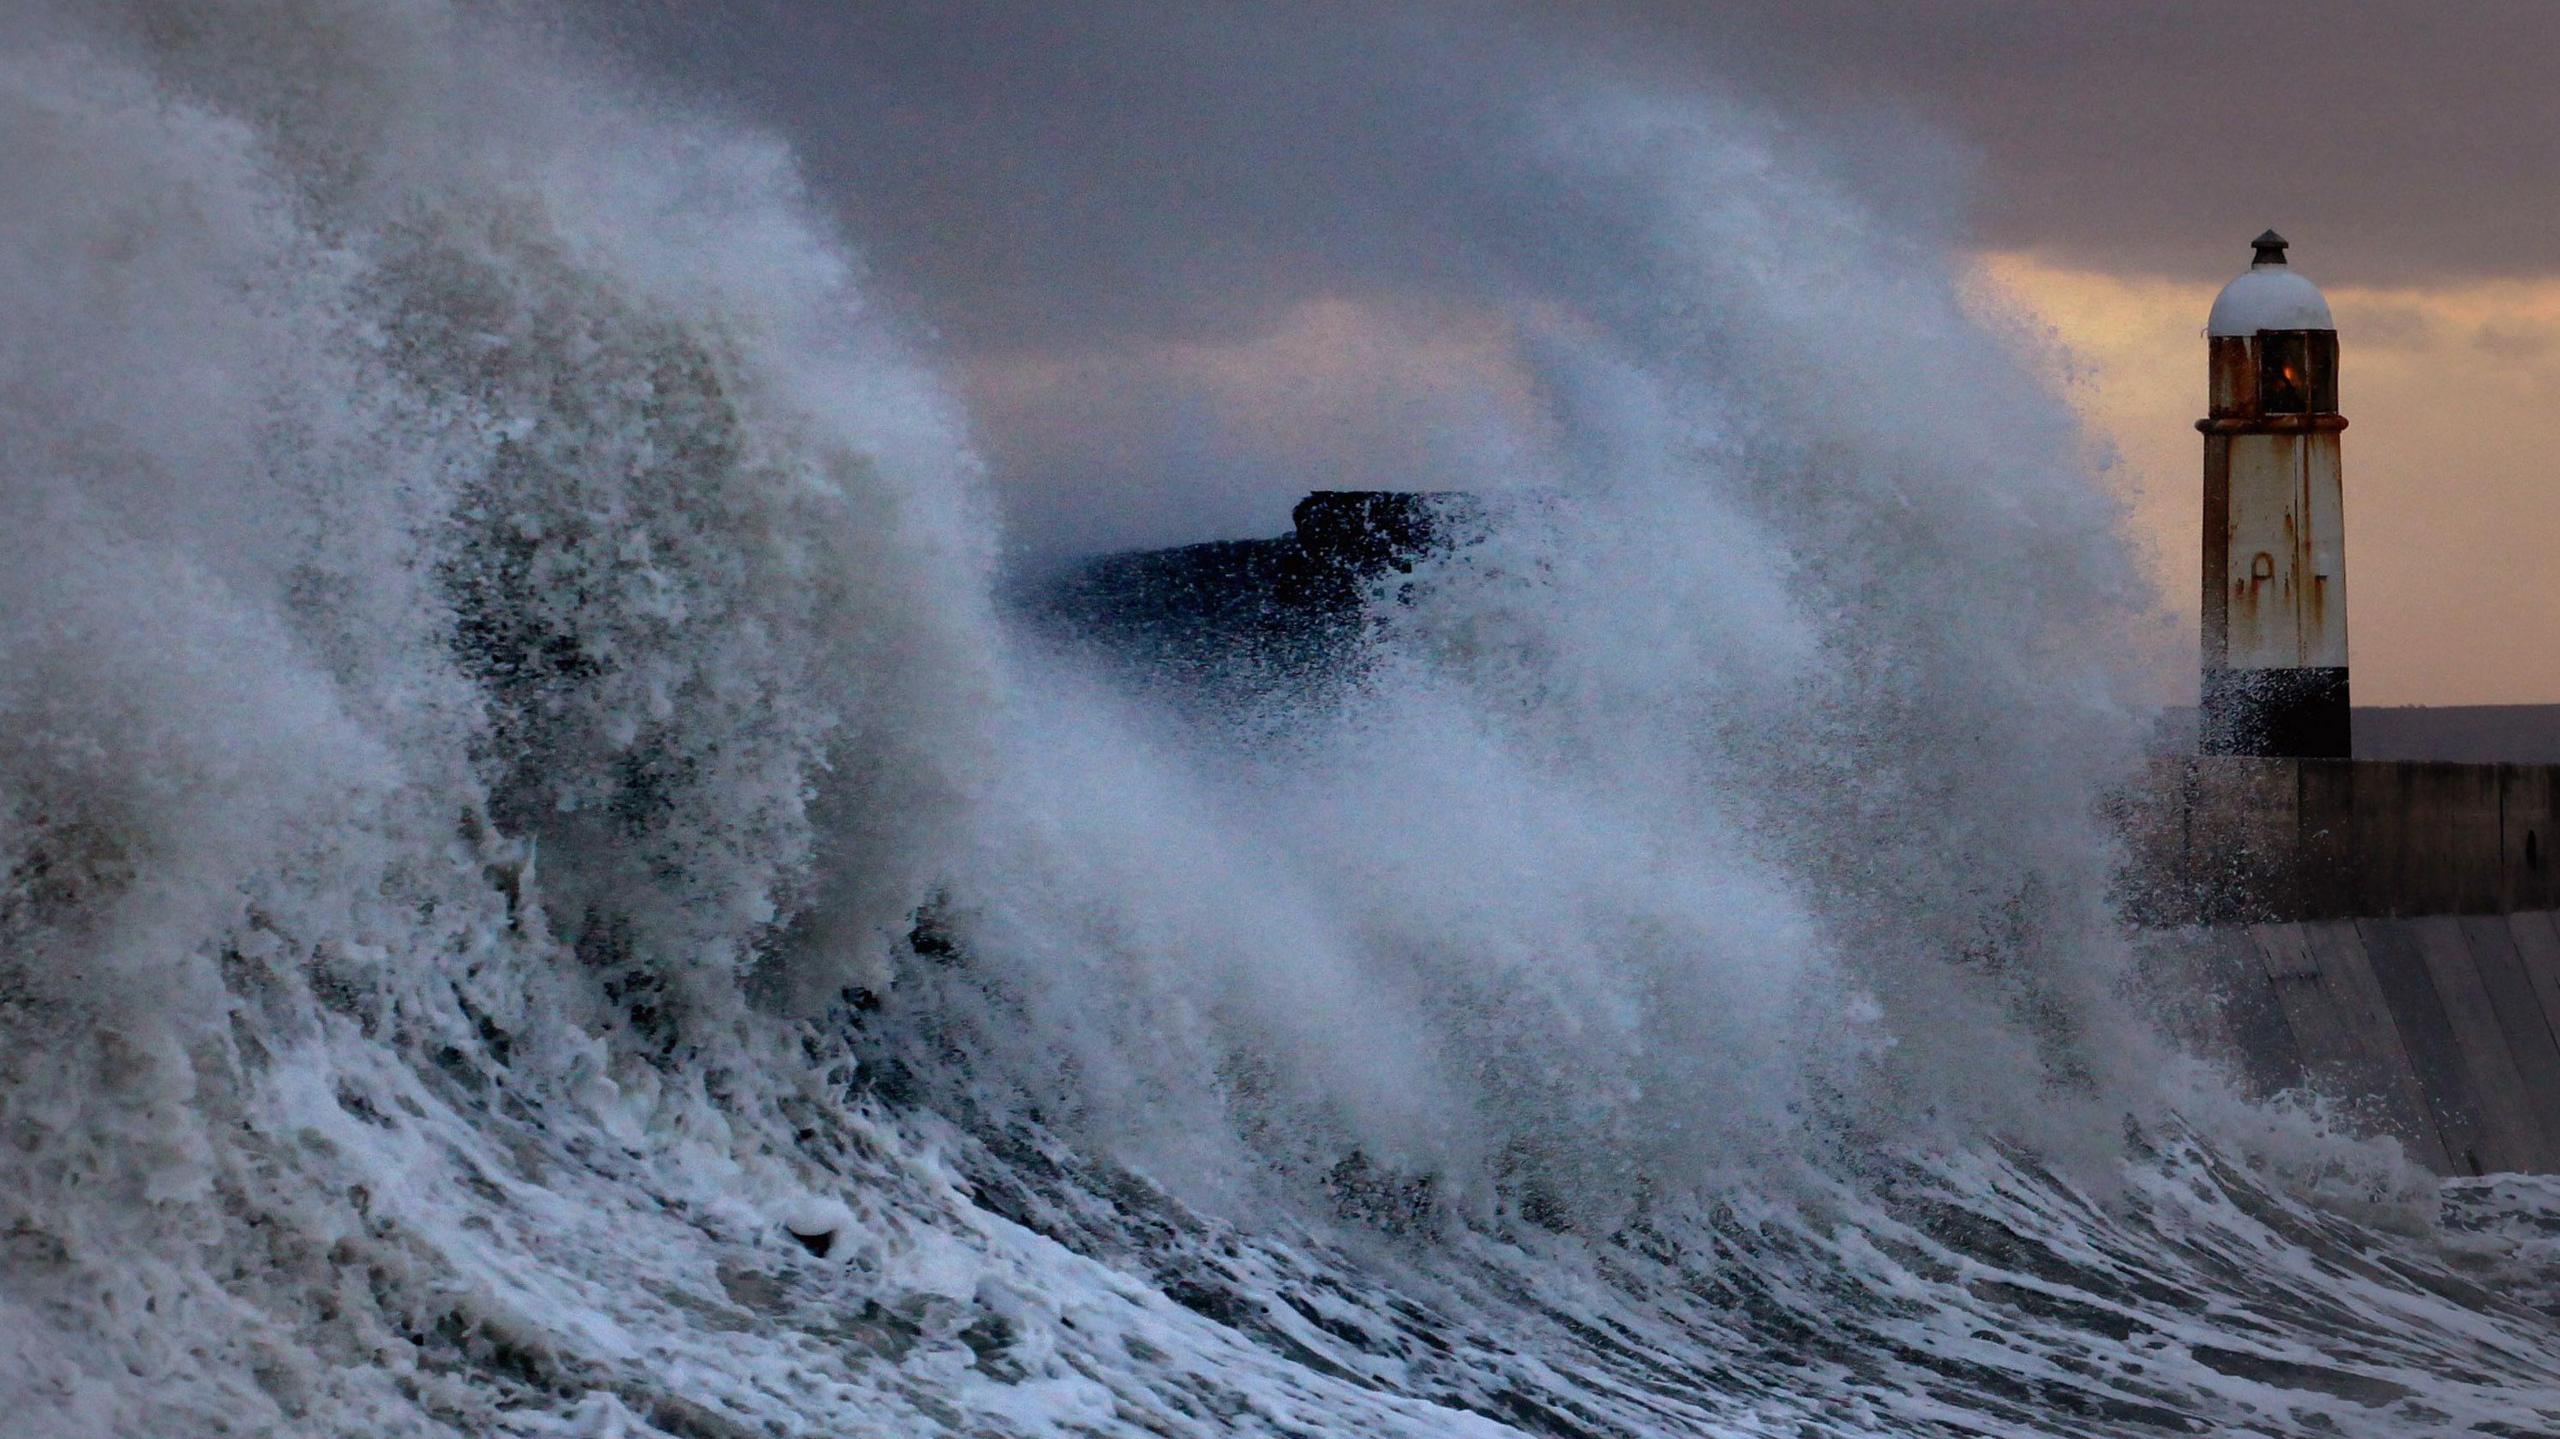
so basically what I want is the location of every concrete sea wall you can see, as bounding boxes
[2128,758,2560,1175]
[2170,913,2560,1176]
[2123,756,2560,924]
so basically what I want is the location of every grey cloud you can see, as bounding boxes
[618,0,2560,359]
[2340,302,2439,352]
[608,2,1585,355]
[1661,0,2560,287]
[2473,319,2553,359]
[594,2,2555,557]
[603,1,1961,555]
[607,2,1993,351]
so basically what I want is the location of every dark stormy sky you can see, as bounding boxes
[607,2,2560,702]
[624,1,2560,331]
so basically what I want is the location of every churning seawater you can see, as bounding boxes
[3,4,2557,1435]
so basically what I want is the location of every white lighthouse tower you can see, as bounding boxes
[2199,230,2350,758]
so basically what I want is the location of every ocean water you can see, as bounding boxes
[2,4,2556,1435]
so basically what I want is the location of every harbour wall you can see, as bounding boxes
[2127,758,2560,1175]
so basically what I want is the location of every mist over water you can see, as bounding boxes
[5,3,2558,1435]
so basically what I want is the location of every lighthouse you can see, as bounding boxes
[2198,230,2350,758]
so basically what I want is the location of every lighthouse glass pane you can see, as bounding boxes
[2259,332,2311,413]
[2306,331,2339,412]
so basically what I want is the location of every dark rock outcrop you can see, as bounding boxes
[1031,491,1475,711]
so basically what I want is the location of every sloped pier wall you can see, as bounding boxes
[2126,758,2560,1176]
[2170,914,2560,1176]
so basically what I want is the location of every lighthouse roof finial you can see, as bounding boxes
[2251,229,2290,265]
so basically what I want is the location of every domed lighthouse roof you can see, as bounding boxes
[2207,230,2334,335]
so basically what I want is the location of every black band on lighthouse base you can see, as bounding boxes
[2201,667,2351,759]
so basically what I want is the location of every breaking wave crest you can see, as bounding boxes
[3,4,2555,1435]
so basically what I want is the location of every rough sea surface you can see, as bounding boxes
[3,4,2556,1435]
